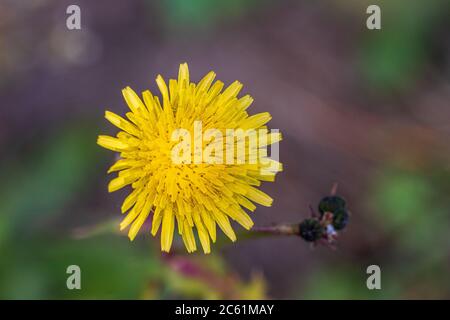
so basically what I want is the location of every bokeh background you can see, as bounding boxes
[1,0,450,299]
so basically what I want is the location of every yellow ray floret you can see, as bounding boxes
[98,63,282,254]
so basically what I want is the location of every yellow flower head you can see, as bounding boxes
[98,63,282,253]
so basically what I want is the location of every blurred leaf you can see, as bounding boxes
[370,169,448,252]
[0,235,157,299]
[360,31,424,92]
[238,272,267,299]
[0,122,102,242]
[71,218,121,240]
[161,0,265,31]
[163,267,222,299]
[301,265,398,299]
[160,254,268,299]
[358,0,446,92]
[373,172,432,225]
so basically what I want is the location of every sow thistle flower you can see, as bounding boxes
[97,63,282,253]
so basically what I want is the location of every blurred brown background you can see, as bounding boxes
[0,0,449,299]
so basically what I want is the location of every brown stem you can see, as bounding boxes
[251,224,300,236]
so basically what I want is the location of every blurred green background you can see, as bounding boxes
[0,0,449,299]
